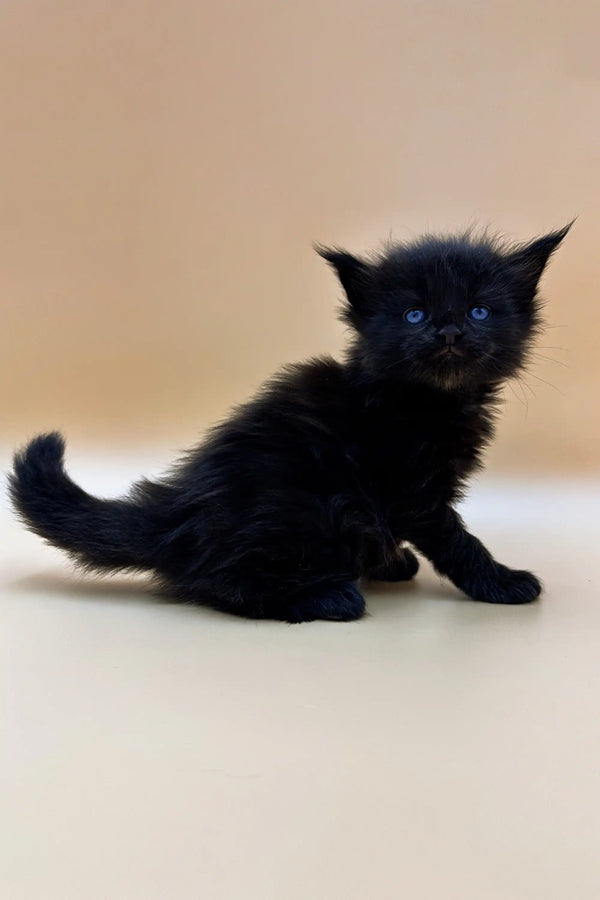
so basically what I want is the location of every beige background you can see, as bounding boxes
[1,0,599,470]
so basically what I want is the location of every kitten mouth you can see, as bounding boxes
[436,347,463,359]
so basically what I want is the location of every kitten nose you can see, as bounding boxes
[438,323,462,344]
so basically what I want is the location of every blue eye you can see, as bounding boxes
[404,308,426,324]
[468,305,491,321]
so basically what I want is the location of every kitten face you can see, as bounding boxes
[319,226,571,390]
[363,239,539,390]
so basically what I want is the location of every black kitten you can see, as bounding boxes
[10,225,570,622]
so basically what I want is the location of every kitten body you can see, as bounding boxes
[10,226,570,621]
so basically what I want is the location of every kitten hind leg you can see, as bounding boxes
[366,547,419,582]
[158,570,366,623]
[282,581,366,623]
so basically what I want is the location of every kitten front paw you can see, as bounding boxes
[469,565,542,605]
[367,548,419,582]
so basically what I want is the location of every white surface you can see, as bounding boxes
[2,457,600,899]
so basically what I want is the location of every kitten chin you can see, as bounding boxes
[11,224,571,621]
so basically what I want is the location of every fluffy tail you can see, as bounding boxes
[9,432,160,573]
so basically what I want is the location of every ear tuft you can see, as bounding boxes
[315,245,367,285]
[510,221,574,290]
[315,245,372,319]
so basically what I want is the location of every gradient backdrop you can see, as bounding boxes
[2,0,599,472]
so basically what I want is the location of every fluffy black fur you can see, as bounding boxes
[10,225,571,622]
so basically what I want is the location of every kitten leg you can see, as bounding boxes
[282,581,366,624]
[163,571,366,623]
[411,507,542,604]
[366,547,419,582]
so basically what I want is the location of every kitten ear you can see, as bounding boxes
[508,222,573,292]
[316,245,373,319]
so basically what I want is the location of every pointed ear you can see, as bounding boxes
[508,222,573,292]
[315,245,373,319]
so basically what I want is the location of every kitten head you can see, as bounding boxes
[318,225,571,390]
